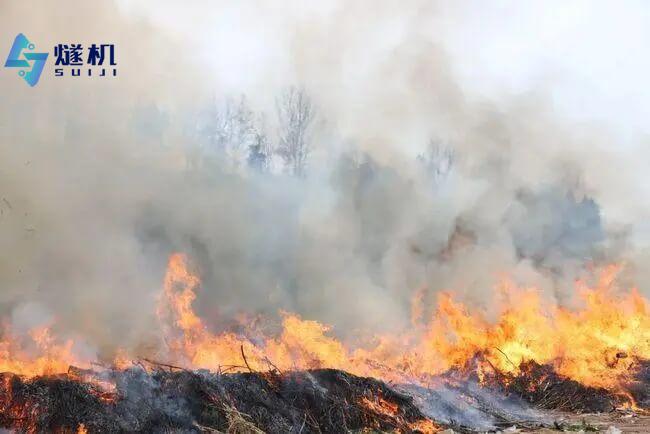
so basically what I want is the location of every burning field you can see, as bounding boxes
[4,1,650,433]
[0,254,647,433]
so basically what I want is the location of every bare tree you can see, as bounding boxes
[418,139,455,185]
[247,130,269,171]
[276,87,315,176]
[246,113,272,172]
[196,95,258,169]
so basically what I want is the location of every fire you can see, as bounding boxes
[360,396,441,433]
[0,323,80,377]
[408,419,440,434]
[360,396,399,416]
[1,251,648,405]
[158,253,650,396]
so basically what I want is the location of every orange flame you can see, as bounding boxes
[0,323,80,377]
[158,254,650,395]
[1,251,648,406]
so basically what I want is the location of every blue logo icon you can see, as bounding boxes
[4,33,48,87]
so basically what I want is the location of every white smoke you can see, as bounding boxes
[0,0,648,360]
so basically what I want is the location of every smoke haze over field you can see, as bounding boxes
[1,0,650,359]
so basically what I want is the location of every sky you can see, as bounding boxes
[438,1,650,140]
[114,0,650,140]
[111,0,650,228]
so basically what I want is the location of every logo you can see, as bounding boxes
[4,33,48,87]
[53,43,117,77]
[4,34,118,86]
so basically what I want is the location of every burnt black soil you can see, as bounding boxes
[484,359,650,413]
[1,358,648,433]
[0,367,436,433]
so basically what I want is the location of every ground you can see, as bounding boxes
[526,411,650,434]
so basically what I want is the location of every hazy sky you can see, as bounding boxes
[439,1,650,139]
[111,0,650,231]
[115,0,650,139]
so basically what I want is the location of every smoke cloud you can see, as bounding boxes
[0,0,648,360]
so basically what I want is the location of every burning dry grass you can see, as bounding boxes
[483,359,627,413]
[0,367,438,433]
[0,253,648,432]
[156,255,650,406]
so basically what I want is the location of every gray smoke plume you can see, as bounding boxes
[0,0,648,362]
